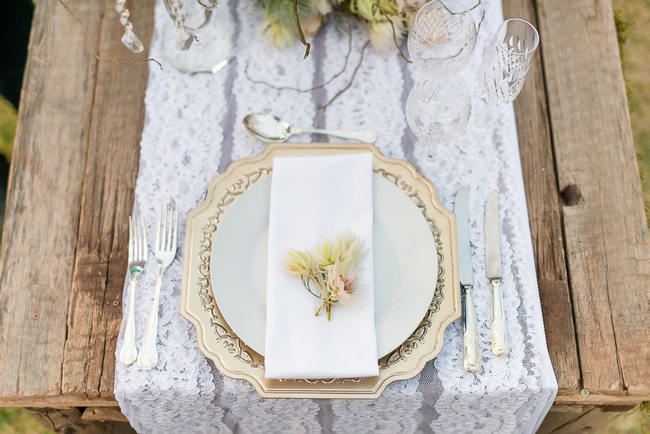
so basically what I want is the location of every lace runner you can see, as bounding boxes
[115,0,557,432]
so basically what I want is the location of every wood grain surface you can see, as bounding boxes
[537,0,650,396]
[61,0,154,399]
[0,0,153,404]
[0,0,102,401]
[502,0,581,394]
[0,0,647,415]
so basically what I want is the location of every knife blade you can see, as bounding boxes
[484,190,509,356]
[455,188,480,372]
[456,188,473,287]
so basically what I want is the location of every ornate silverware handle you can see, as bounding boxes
[462,285,480,372]
[293,128,378,143]
[137,267,165,370]
[119,275,140,365]
[490,279,509,356]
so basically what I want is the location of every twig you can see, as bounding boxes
[440,0,484,33]
[293,0,311,59]
[319,40,371,110]
[371,1,412,63]
[245,12,353,93]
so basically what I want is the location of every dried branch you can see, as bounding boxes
[319,40,371,110]
[371,2,411,63]
[245,12,353,93]
[293,0,311,59]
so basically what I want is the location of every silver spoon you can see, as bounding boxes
[243,113,378,143]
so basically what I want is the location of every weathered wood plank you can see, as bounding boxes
[537,0,650,395]
[538,406,592,434]
[81,406,128,422]
[26,407,135,433]
[0,395,118,407]
[501,0,581,394]
[61,0,154,399]
[0,0,101,400]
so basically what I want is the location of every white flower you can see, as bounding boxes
[369,21,396,52]
[310,0,332,16]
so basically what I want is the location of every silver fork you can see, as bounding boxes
[119,216,148,365]
[137,200,179,370]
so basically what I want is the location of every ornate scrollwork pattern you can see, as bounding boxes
[374,168,445,368]
[197,168,272,368]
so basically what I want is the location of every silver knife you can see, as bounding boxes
[455,188,480,372]
[485,190,509,356]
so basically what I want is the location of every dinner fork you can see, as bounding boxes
[137,200,179,370]
[119,216,148,366]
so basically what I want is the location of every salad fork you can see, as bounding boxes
[119,216,148,365]
[137,200,179,370]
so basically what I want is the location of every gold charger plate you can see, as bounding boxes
[180,142,460,399]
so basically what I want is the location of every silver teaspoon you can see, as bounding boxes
[243,113,378,143]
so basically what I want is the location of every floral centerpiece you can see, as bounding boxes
[256,0,427,55]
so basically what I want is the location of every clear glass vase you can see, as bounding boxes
[160,0,236,74]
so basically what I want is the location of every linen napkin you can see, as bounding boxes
[265,153,379,379]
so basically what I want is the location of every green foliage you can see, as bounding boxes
[0,96,16,163]
[259,0,314,27]
[0,408,53,434]
[604,402,650,434]
[613,1,650,227]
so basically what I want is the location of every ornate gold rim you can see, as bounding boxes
[180,143,460,398]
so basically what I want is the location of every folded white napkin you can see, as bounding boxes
[265,153,378,379]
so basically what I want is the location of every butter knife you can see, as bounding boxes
[485,190,509,356]
[455,188,480,372]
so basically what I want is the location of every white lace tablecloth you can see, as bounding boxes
[115,0,557,432]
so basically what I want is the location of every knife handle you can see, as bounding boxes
[462,286,481,372]
[490,279,509,356]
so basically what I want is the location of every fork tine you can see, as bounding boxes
[172,202,178,251]
[163,201,169,252]
[133,216,139,261]
[167,201,174,251]
[156,204,163,251]
[139,216,148,261]
[166,201,175,252]
[128,216,133,264]
[136,216,142,261]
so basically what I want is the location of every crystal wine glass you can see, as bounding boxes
[407,0,477,77]
[475,18,539,105]
[406,76,472,163]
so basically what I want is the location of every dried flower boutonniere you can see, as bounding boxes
[283,233,367,321]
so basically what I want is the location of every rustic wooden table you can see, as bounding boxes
[0,0,648,432]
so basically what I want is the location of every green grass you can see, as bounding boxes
[614,0,650,225]
[0,408,53,434]
[604,402,650,434]
[0,96,16,163]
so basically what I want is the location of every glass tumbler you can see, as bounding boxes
[407,0,477,77]
[161,0,236,74]
[475,18,539,105]
[406,76,472,162]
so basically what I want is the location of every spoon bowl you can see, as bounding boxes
[243,113,292,143]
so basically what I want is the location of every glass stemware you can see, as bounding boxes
[475,18,539,105]
[406,76,472,163]
[161,0,236,74]
[407,0,477,77]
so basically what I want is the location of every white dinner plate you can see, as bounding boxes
[210,174,438,358]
